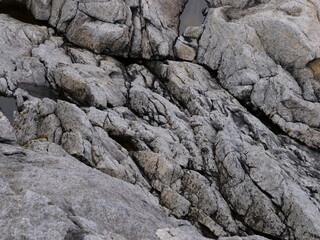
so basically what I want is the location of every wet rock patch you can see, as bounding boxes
[179,0,207,34]
[0,96,17,124]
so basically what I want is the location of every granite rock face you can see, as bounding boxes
[0,0,320,239]
[0,14,50,96]
[0,141,205,240]
[197,2,320,149]
[24,0,187,59]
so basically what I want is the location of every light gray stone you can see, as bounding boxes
[0,112,16,142]
[197,6,320,149]
[0,14,50,95]
[160,187,191,218]
[27,0,187,59]
[0,142,202,240]
[53,63,127,108]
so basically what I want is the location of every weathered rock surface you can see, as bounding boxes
[0,14,50,96]
[23,0,187,59]
[197,2,320,149]
[0,141,205,240]
[0,0,320,239]
[0,112,16,142]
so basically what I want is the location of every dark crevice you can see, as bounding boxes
[201,63,287,137]
[0,139,16,144]
[199,63,219,80]
[228,207,284,240]
[242,0,264,9]
[182,213,216,239]
[143,61,192,111]
[64,228,87,240]
[108,134,153,185]
[236,98,316,149]
[0,0,50,27]
[113,56,145,67]
[109,135,138,153]
[197,222,217,239]
[127,6,140,58]
[72,154,92,168]
[238,98,286,136]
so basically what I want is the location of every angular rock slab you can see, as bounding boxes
[53,60,127,108]
[0,142,203,240]
[0,112,16,142]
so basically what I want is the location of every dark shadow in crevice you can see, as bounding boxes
[64,228,87,240]
[238,98,286,136]
[0,82,68,124]
[228,207,285,240]
[113,56,146,67]
[0,0,50,27]
[197,222,218,239]
[109,135,138,153]
[110,135,153,186]
[200,63,286,137]
[17,83,59,100]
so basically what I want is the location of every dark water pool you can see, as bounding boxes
[179,0,207,34]
[0,96,17,124]
[0,0,50,26]
[0,83,58,123]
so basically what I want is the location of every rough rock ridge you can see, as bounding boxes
[0,0,319,239]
